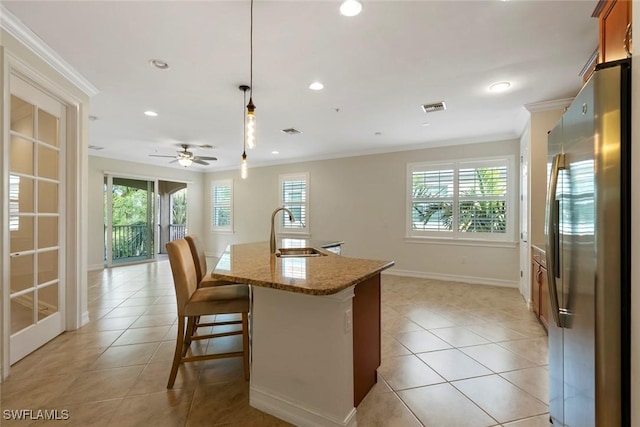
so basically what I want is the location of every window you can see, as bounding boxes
[407,157,514,241]
[279,173,309,234]
[211,179,233,232]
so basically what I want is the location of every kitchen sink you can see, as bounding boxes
[275,247,327,258]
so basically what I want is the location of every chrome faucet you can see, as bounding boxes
[270,207,296,254]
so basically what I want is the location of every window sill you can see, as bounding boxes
[404,236,518,248]
[211,229,234,234]
[279,232,311,239]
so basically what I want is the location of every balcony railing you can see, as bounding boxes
[111,224,150,261]
[169,224,187,241]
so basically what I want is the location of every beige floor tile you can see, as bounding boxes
[406,310,457,329]
[467,323,530,342]
[150,340,179,363]
[198,356,246,385]
[51,366,144,405]
[130,313,177,329]
[356,387,422,427]
[36,330,124,354]
[498,337,548,366]
[107,390,192,427]
[394,330,452,353]
[500,366,549,404]
[21,399,124,427]
[507,320,548,338]
[186,380,262,427]
[145,304,177,315]
[461,343,539,373]
[453,375,548,423]
[399,383,497,426]
[377,354,445,390]
[381,332,411,359]
[7,347,105,380]
[117,296,159,307]
[89,342,160,369]
[1,373,79,410]
[76,316,140,333]
[103,306,149,318]
[503,413,551,426]
[417,348,492,381]
[111,325,172,346]
[129,361,199,395]
[381,316,424,335]
[429,326,491,347]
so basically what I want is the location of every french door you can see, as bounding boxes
[8,75,66,364]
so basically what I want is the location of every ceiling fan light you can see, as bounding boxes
[340,0,362,17]
[178,157,192,167]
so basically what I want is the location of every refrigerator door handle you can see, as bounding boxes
[546,153,565,328]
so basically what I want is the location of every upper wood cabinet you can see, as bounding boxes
[595,0,632,63]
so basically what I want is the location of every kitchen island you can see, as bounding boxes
[211,241,394,427]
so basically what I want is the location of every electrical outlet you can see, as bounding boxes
[344,309,352,333]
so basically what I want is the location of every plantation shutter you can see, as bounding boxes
[281,177,306,229]
[411,165,454,232]
[211,180,232,231]
[457,159,508,233]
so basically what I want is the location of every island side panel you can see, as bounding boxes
[352,273,381,406]
[249,285,356,427]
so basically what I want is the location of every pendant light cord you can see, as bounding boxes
[249,0,254,99]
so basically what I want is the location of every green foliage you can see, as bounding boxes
[171,189,187,225]
[111,185,149,225]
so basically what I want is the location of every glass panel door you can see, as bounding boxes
[104,176,156,266]
[8,76,66,364]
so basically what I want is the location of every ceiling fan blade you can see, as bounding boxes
[195,156,218,161]
[149,154,178,158]
[192,159,209,166]
[169,159,179,164]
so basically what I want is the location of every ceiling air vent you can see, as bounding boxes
[281,128,302,135]
[421,102,446,113]
[88,145,104,150]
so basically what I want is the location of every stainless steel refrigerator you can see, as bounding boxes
[546,58,630,427]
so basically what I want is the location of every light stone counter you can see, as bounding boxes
[211,241,393,295]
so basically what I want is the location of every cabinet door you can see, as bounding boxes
[531,262,540,315]
[599,0,632,63]
[539,265,549,330]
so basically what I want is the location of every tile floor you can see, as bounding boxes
[1,261,549,426]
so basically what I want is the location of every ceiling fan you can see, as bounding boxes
[149,144,217,167]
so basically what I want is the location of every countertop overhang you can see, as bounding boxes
[211,241,394,296]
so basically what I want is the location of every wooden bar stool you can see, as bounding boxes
[185,234,236,288]
[165,239,250,388]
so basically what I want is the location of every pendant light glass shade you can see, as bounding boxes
[241,151,248,179]
[246,98,256,149]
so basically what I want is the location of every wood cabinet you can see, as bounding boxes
[595,0,632,63]
[531,246,549,332]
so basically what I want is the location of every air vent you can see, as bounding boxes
[199,144,214,149]
[88,145,104,151]
[281,128,302,135]
[421,102,446,113]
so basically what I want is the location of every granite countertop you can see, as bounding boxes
[211,241,394,296]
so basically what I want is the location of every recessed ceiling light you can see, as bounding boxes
[144,110,158,117]
[340,0,362,17]
[149,59,169,70]
[309,82,324,91]
[489,81,511,93]
[272,151,279,155]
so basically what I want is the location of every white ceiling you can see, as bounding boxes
[3,1,598,171]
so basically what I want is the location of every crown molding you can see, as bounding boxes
[524,98,573,113]
[0,4,99,97]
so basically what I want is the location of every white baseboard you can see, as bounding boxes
[383,268,518,288]
[88,263,104,272]
[81,310,90,327]
[250,385,357,427]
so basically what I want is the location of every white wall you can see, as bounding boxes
[87,156,206,269]
[205,139,520,287]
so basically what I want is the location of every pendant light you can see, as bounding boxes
[246,0,256,149]
[240,85,250,179]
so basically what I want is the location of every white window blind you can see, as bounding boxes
[279,173,308,234]
[408,157,514,241]
[211,179,233,232]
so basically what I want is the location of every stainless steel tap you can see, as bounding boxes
[270,207,296,254]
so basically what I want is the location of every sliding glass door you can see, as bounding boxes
[104,175,156,266]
